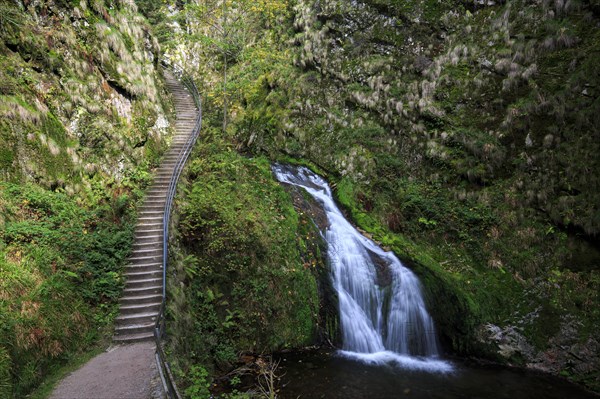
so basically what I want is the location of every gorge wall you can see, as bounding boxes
[161,0,599,392]
[0,0,170,396]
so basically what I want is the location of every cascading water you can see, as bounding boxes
[273,164,452,372]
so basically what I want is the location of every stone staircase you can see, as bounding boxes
[114,71,199,343]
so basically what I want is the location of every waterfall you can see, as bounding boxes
[273,164,452,372]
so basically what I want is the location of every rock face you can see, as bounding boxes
[479,317,600,389]
[165,0,599,392]
[0,0,170,189]
[478,323,536,361]
[0,1,172,396]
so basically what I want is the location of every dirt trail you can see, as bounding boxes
[49,342,162,399]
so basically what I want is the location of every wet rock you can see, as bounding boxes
[478,317,600,390]
[478,323,535,361]
[285,184,330,232]
[528,316,600,384]
[367,249,393,288]
[414,56,432,74]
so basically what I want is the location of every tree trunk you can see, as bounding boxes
[222,0,228,132]
[223,51,227,132]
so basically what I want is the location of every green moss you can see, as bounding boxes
[0,181,137,397]
[160,0,599,391]
[0,146,14,171]
[167,137,321,385]
[333,175,485,353]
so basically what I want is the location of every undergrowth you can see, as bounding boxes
[165,130,322,396]
[0,181,138,396]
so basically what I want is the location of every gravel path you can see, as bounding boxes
[50,342,163,399]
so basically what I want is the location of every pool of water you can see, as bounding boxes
[275,350,598,399]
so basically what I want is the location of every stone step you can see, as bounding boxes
[118,302,160,315]
[137,211,164,217]
[145,187,170,194]
[131,248,163,258]
[138,210,164,217]
[139,206,165,214]
[113,331,155,343]
[134,228,163,238]
[137,215,163,221]
[132,240,162,249]
[119,293,162,306]
[133,240,163,249]
[123,285,162,297]
[163,151,186,158]
[150,176,176,182]
[124,263,162,274]
[138,207,165,214]
[114,321,155,336]
[139,198,167,207]
[133,239,163,248]
[155,164,179,172]
[137,215,164,222]
[126,277,163,289]
[165,144,187,151]
[146,186,170,193]
[154,175,173,180]
[162,156,185,162]
[146,195,169,201]
[137,207,164,216]
[134,223,163,231]
[130,254,162,264]
[174,125,197,129]
[116,311,158,326]
[164,149,186,155]
[125,270,163,281]
[134,230,163,242]
[151,180,174,186]
[144,198,168,203]
[141,197,168,204]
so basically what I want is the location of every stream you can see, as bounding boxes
[274,350,597,399]
[272,164,598,399]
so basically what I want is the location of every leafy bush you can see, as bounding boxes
[167,138,320,389]
[0,182,134,396]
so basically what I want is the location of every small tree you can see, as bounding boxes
[190,0,254,131]
[188,0,287,131]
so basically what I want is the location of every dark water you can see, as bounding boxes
[271,165,598,399]
[275,350,598,399]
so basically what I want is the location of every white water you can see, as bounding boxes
[273,164,452,373]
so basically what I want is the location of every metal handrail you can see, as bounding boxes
[154,61,202,399]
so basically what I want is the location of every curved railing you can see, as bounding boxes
[154,62,202,399]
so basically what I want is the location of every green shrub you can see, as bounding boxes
[0,182,135,396]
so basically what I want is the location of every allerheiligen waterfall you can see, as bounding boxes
[273,165,452,372]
